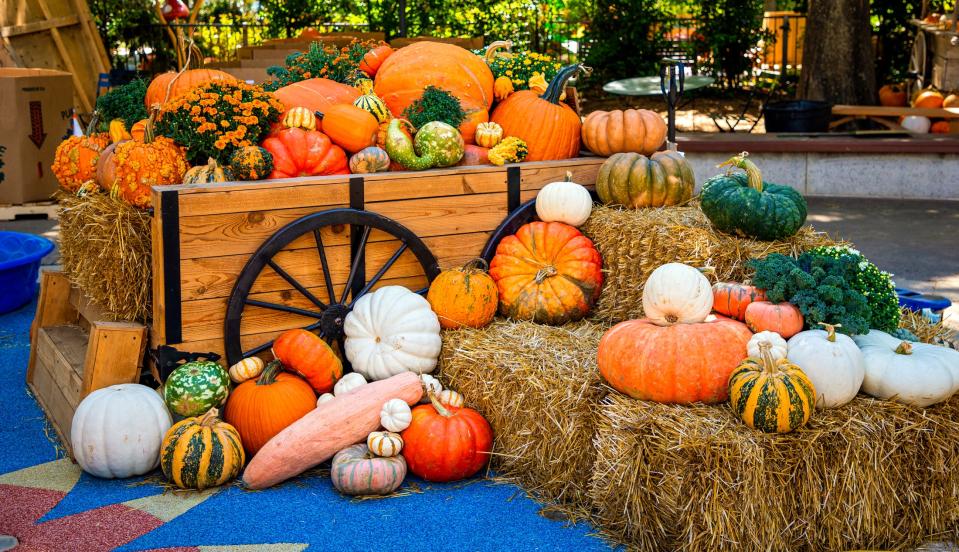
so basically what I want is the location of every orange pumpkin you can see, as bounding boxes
[943,94,959,108]
[878,84,907,107]
[489,221,603,325]
[273,78,361,115]
[222,360,316,456]
[490,65,584,161]
[103,111,188,208]
[456,144,490,166]
[316,104,379,153]
[712,282,766,321]
[427,258,498,329]
[359,44,394,76]
[597,315,753,404]
[913,89,944,109]
[271,328,343,394]
[744,301,804,338]
[144,69,236,108]
[261,128,349,179]
[581,109,666,156]
[130,118,148,141]
[51,112,110,192]
[401,393,493,482]
[931,120,953,133]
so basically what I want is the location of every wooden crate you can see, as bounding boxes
[150,158,605,361]
[27,270,148,454]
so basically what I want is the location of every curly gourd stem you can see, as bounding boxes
[85,111,100,136]
[484,40,513,63]
[428,391,453,418]
[895,341,914,355]
[256,359,282,385]
[717,151,764,193]
[757,341,777,373]
[817,322,841,342]
[542,64,590,105]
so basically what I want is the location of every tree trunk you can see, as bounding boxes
[798,0,876,104]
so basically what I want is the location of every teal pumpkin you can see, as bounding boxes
[164,361,230,417]
[700,152,807,241]
[385,119,464,170]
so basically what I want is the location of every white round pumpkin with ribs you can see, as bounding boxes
[642,263,713,325]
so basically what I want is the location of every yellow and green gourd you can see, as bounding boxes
[728,341,816,433]
[160,408,245,490]
[182,158,234,184]
[228,146,274,181]
[349,146,391,174]
[354,94,390,123]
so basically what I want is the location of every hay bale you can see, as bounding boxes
[582,203,843,324]
[58,193,152,322]
[589,392,959,551]
[439,319,607,509]
[901,307,956,346]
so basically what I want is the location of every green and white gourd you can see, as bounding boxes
[385,119,464,170]
[164,361,231,417]
[787,323,865,408]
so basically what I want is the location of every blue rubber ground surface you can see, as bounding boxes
[0,299,614,551]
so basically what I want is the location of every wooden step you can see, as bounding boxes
[0,201,58,221]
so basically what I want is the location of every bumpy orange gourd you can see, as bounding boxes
[401,393,493,482]
[744,301,804,338]
[598,315,753,403]
[491,65,583,161]
[223,360,316,456]
[427,259,498,329]
[489,221,603,325]
[712,282,766,321]
[261,128,349,179]
[104,111,187,208]
[271,328,343,394]
[273,78,361,115]
[582,109,666,156]
[51,112,110,192]
[144,69,236,108]
[316,104,379,153]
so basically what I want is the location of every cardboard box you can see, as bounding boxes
[0,68,74,205]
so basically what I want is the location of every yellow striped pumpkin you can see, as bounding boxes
[282,106,317,130]
[729,342,816,433]
[160,408,245,489]
[353,94,390,123]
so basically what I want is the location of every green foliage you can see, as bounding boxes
[584,0,668,83]
[403,86,466,129]
[688,0,770,88]
[748,252,873,335]
[485,50,563,91]
[264,40,374,91]
[809,245,901,333]
[872,1,925,84]
[88,0,176,71]
[95,79,150,129]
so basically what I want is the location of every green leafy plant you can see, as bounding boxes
[691,0,771,88]
[403,86,466,130]
[264,40,375,91]
[809,245,901,333]
[95,79,150,129]
[584,0,668,84]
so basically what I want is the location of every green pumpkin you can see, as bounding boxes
[596,151,694,208]
[228,146,274,181]
[182,158,234,184]
[728,342,816,433]
[354,94,390,123]
[349,146,391,174]
[414,121,464,168]
[161,408,245,490]
[164,361,230,417]
[700,153,807,241]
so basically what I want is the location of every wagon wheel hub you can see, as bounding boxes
[320,303,352,341]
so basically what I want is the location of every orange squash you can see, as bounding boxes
[144,69,236,108]
[273,78,361,115]
[744,301,804,338]
[581,109,666,156]
[427,259,498,329]
[490,65,584,161]
[456,144,490,166]
[316,104,379,153]
[271,329,343,394]
[943,94,959,108]
[931,120,953,133]
[598,315,753,404]
[712,282,766,321]
[359,44,394,77]
[102,111,188,208]
[51,112,110,193]
[913,89,944,108]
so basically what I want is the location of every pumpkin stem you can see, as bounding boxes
[542,64,585,105]
[817,322,841,342]
[257,359,283,385]
[895,341,914,355]
[428,391,453,418]
[757,341,778,373]
[484,40,513,63]
[145,106,160,144]
[85,111,101,136]
[462,257,489,273]
[198,407,219,426]
[718,151,763,193]
[534,265,558,284]
[564,170,573,182]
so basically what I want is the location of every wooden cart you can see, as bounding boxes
[149,158,605,378]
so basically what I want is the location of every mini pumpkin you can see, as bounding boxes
[437,389,465,408]
[381,398,413,432]
[426,258,498,330]
[535,171,593,227]
[317,392,335,406]
[349,146,391,173]
[744,301,804,338]
[712,282,766,321]
[642,263,713,326]
[161,408,245,490]
[182,157,234,184]
[475,121,504,148]
[228,145,274,181]
[282,106,317,130]
[229,356,265,384]
[728,342,817,433]
[333,372,367,396]
[747,331,788,362]
[367,431,404,457]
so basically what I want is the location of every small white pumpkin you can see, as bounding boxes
[419,373,442,404]
[642,263,713,325]
[334,372,367,396]
[317,392,335,406]
[71,383,173,479]
[437,389,465,408]
[344,286,442,381]
[535,171,593,227]
[229,356,265,383]
[367,431,404,457]
[748,331,788,361]
[853,330,959,407]
[787,323,865,408]
[380,398,413,432]
[901,115,931,134]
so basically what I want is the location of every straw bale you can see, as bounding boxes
[438,319,608,509]
[58,193,152,322]
[589,392,959,551]
[582,203,843,325]
[901,307,956,347]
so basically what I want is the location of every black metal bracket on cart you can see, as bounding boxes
[150,345,221,383]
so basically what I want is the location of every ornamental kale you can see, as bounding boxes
[809,245,901,333]
[748,252,872,335]
[403,86,466,130]
[95,79,149,129]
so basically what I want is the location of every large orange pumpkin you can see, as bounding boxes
[102,112,188,208]
[273,78,361,115]
[261,128,349,179]
[581,109,666,156]
[271,328,343,394]
[597,315,753,404]
[489,221,603,325]
[427,258,498,329]
[51,112,110,192]
[744,301,803,338]
[222,359,317,456]
[401,393,493,482]
[913,89,944,109]
[878,84,907,107]
[490,64,584,161]
[316,104,379,153]
[144,69,237,108]
[712,282,766,321]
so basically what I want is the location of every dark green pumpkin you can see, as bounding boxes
[160,408,245,490]
[228,146,274,181]
[596,151,694,208]
[700,153,807,241]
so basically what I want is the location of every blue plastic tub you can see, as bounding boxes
[896,287,952,313]
[0,231,55,314]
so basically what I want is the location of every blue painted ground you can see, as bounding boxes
[0,299,614,551]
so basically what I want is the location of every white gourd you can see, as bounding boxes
[748,331,788,361]
[71,384,172,479]
[229,356,265,383]
[437,389,465,408]
[901,115,931,133]
[787,324,865,408]
[535,171,593,227]
[642,263,713,325]
[317,393,335,406]
[344,286,442,381]
[853,330,959,407]
[419,374,442,404]
[367,431,404,457]
[380,398,413,432]
[334,372,367,396]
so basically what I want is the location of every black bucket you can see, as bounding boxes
[763,100,833,133]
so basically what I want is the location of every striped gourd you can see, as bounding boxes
[353,94,390,123]
[161,408,245,490]
[163,361,231,417]
[331,443,407,496]
[728,341,816,433]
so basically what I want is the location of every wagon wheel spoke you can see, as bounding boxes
[341,225,372,305]
[244,299,324,320]
[313,228,337,305]
[414,286,429,296]
[266,259,327,310]
[240,319,323,359]
[336,336,351,371]
[349,241,408,308]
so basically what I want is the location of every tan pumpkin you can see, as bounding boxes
[474,122,503,148]
[582,109,666,156]
[596,151,695,208]
[282,106,317,130]
[348,146,391,174]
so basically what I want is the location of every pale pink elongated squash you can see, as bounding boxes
[243,371,422,489]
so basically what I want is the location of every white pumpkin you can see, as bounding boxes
[344,286,442,381]
[333,372,367,396]
[419,373,442,404]
[901,115,931,134]
[787,324,865,408]
[437,389,465,408]
[317,392,335,406]
[748,331,788,361]
[380,398,413,432]
[367,431,404,457]
[535,171,593,227]
[229,356,264,383]
[853,330,959,407]
[642,263,713,325]
[71,383,172,479]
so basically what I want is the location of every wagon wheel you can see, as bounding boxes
[907,29,928,99]
[224,208,440,368]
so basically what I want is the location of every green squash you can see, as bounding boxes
[164,361,230,417]
[384,119,464,170]
[596,151,694,208]
[228,146,274,181]
[700,153,807,241]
